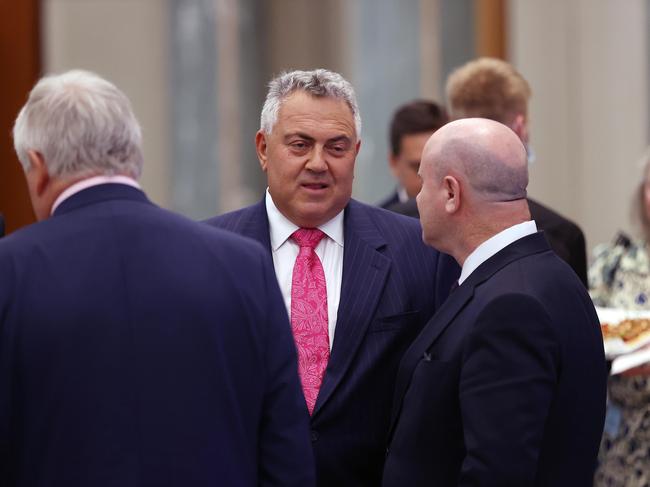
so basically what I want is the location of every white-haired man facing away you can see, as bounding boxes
[0,70,315,487]
[205,68,458,486]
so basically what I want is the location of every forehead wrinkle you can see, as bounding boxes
[278,115,356,142]
[275,92,357,138]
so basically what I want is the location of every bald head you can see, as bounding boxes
[417,118,531,261]
[423,118,528,202]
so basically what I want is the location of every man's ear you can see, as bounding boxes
[511,114,529,145]
[354,139,361,157]
[26,150,51,196]
[255,131,269,172]
[443,175,461,214]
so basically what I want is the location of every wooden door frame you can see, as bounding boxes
[0,0,40,234]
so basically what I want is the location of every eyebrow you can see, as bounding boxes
[283,133,352,145]
[283,132,315,143]
[326,135,352,145]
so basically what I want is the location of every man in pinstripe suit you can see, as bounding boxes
[205,69,458,486]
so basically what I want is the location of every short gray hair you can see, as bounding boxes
[260,69,362,137]
[13,70,144,179]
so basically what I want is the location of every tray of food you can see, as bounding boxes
[596,307,650,359]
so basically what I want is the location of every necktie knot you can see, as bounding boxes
[291,228,325,249]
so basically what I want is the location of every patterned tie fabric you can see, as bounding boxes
[290,228,330,415]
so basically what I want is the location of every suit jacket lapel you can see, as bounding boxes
[312,200,391,417]
[388,283,474,433]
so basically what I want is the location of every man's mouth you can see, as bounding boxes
[301,183,329,190]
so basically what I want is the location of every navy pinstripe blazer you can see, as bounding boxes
[205,198,458,486]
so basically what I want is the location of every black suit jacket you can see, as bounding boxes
[383,232,607,486]
[0,184,315,487]
[205,198,457,486]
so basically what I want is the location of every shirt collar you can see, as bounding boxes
[397,186,410,203]
[51,175,141,215]
[458,220,538,284]
[265,189,344,251]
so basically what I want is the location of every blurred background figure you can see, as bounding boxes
[590,148,650,487]
[379,99,448,218]
[446,57,589,286]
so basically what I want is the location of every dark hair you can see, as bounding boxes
[389,100,448,155]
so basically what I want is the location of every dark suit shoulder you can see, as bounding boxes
[152,206,270,269]
[2,200,268,278]
[348,199,429,248]
[377,191,400,209]
[527,198,587,286]
[351,199,422,232]
[203,203,260,231]
[527,198,583,236]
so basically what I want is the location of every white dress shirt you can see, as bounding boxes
[458,220,538,285]
[265,190,343,349]
[51,175,141,215]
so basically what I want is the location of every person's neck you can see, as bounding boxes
[36,174,90,220]
[455,210,530,266]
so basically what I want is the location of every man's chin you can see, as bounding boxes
[294,203,345,228]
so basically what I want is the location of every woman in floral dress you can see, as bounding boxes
[591,153,650,487]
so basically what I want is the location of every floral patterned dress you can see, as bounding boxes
[590,235,650,487]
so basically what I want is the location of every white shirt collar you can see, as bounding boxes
[397,186,410,204]
[51,175,141,215]
[265,189,344,251]
[458,220,538,284]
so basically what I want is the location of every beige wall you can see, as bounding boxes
[43,0,171,207]
[509,0,649,255]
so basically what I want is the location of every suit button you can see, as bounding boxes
[311,430,319,442]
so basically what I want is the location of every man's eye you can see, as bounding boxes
[327,144,347,154]
[290,141,308,150]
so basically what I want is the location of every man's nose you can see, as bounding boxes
[305,146,328,172]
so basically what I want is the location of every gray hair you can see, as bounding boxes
[13,70,144,179]
[260,69,362,137]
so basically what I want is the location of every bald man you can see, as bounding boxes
[383,119,606,486]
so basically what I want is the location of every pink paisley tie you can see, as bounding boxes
[290,228,329,415]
